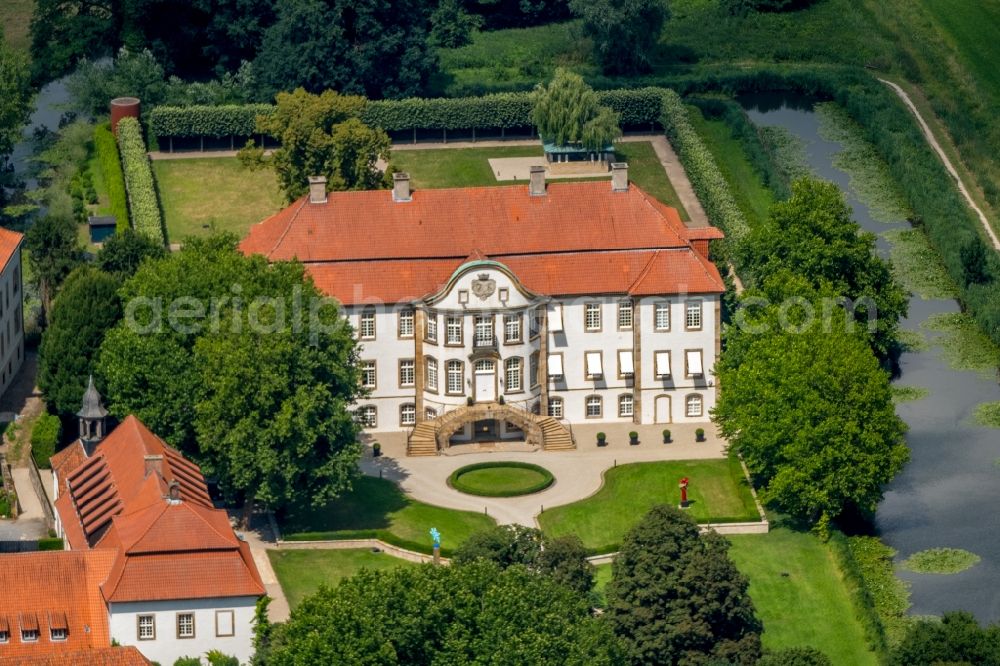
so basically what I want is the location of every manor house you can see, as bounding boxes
[241,164,724,454]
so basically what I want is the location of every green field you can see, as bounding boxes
[152,157,284,243]
[391,141,688,216]
[268,548,420,609]
[279,475,496,556]
[449,462,554,497]
[538,458,760,553]
[0,0,34,52]
[728,529,878,666]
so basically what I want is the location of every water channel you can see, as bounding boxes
[741,94,1000,622]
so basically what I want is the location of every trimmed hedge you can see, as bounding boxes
[448,461,555,497]
[116,117,165,244]
[37,537,65,551]
[660,89,749,252]
[146,88,668,141]
[30,413,61,470]
[94,124,130,233]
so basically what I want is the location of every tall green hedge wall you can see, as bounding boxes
[116,117,165,244]
[146,88,668,141]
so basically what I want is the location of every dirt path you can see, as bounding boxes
[878,78,1000,250]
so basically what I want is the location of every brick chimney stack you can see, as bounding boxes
[529,166,546,196]
[308,176,327,204]
[611,162,629,192]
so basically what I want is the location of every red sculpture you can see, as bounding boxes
[679,477,690,509]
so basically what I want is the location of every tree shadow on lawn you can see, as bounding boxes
[278,475,409,535]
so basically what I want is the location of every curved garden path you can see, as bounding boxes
[878,77,1000,250]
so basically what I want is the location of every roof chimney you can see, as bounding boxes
[393,172,411,202]
[167,480,182,504]
[528,166,546,196]
[144,454,163,479]
[611,162,629,192]
[308,176,327,204]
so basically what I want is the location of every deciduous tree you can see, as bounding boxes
[96,228,167,277]
[239,88,390,201]
[890,612,1000,666]
[530,68,621,150]
[606,505,762,665]
[25,215,82,323]
[38,267,123,417]
[569,0,670,75]
[97,235,362,513]
[267,562,622,665]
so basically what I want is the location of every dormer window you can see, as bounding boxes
[0,630,8,643]
[51,627,67,641]
[21,629,38,642]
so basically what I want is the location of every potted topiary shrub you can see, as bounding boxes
[498,395,505,405]
[662,429,671,444]
[695,428,705,442]
[596,432,607,447]
[467,396,475,406]
[372,442,381,457]
[629,431,639,445]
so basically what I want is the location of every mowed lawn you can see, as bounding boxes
[0,0,35,52]
[538,458,760,553]
[152,157,284,242]
[268,548,420,609]
[727,529,877,666]
[390,141,689,217]
[279,475,495,556]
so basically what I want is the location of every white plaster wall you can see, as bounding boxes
[109,596,257,665]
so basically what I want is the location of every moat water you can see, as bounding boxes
[741,94,1000,622]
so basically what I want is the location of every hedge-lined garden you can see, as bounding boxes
[30,413,61,469]
[93,124,130,233]
[116,117,165,244]
[146,88,669,143]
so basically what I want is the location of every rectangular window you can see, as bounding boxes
[137,615,155,641]
[618,300,633,330]
[548,398,563,418]
[655,302,671,331]
[505,357,522,392]
[359,308,376,339]
[503,314,522,343]
[399,359,415,387]
[425,313,438,342]
[446,317,463,345]
[359,405,377,428]
[177,613,195,639]
[400,404,416,426]
[547,354,564,377]
[686,350,704,377]
[686,394,703,417]
[474,315,494,347]
[685,301,702,330]
[585,351,603,378]
[361,360,376,389]
[50,628,67,641]
[426,357,438,392]
[398,309,415,338]
[447,361,464,394]
[21,630,38,642]
[584,303,601,331]
[655,351,672,378]
[585,396,602,418]
[619,394,634,418]
[215,610,234,638]
[618,350,634,376]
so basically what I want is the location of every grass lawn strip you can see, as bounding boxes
[538,458,759,554]
[268,548,420,609]
[449,461,554,497]
[279,475,495,556]
[727,528,879,665]
[152,157,284,242]
[900,548,981,575]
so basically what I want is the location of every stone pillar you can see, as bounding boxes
[632,297,642,424]
[414,309,425,423]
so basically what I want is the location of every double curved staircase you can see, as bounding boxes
[407,402,575,456]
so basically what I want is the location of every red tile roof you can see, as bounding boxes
[240,181,725,303]
[0,227,23,274]
[0,551,115,660]
[52,415,266,604]
[0,646,152,665]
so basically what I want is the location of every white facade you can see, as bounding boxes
[351,260,719,437]
[109,596,258,665]
[0,246,24,399]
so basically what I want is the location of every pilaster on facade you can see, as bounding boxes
[632,296,641,425]
[414,309,426,423]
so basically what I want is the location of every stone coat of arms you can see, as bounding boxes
[471,273,496,300]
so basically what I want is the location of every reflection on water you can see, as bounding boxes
[742,96,1000,622]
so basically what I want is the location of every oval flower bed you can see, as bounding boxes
[448,462,555,497]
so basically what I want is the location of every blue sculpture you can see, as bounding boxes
[430,527,441,549]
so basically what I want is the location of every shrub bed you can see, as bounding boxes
[448,461,555,497]
[30,413,61,470]
[94,124,129,232]
[37,537,64,551]
[116,117,165,244]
